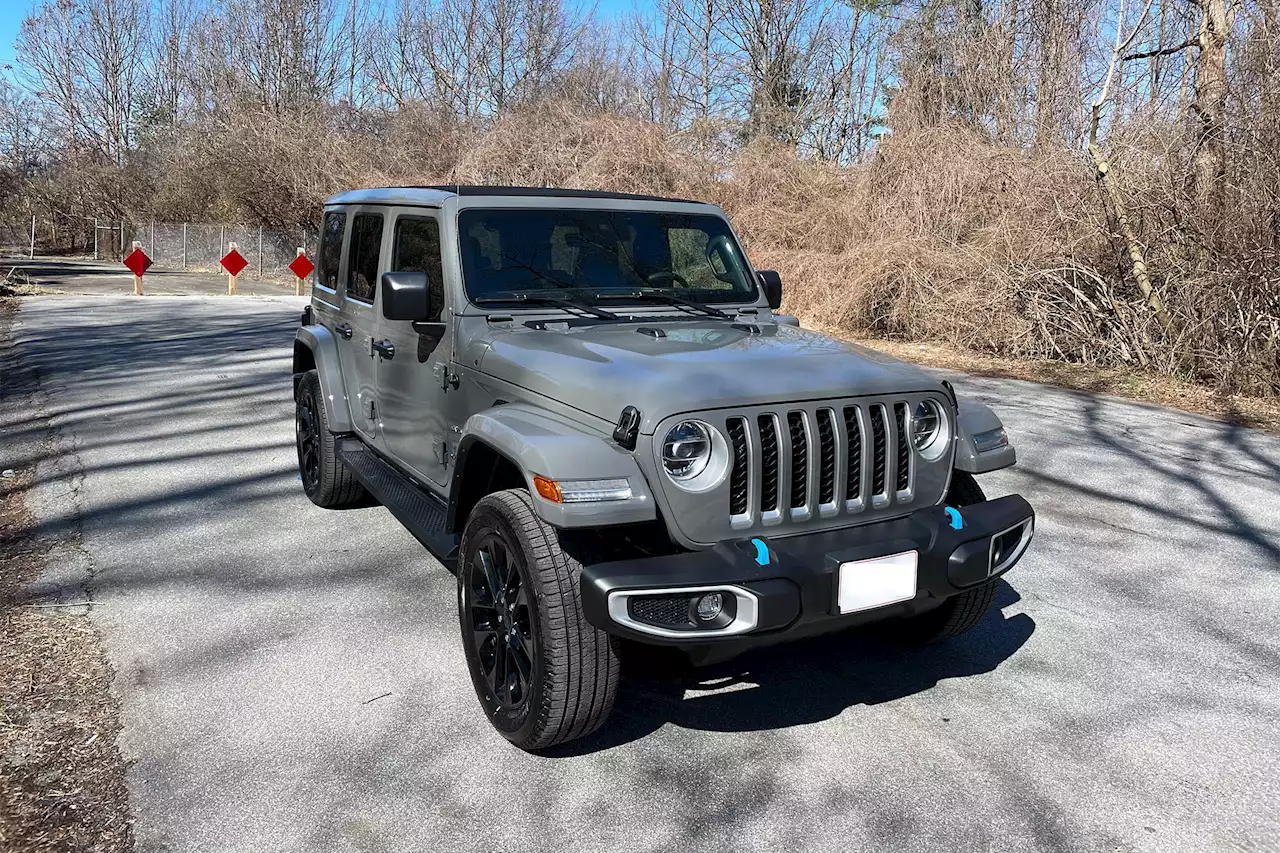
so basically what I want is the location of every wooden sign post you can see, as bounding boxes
[132,242,144,295]
[122,242,152,296]
[220,243,249,295]
[288,249,315,297]
[227,242,239,295]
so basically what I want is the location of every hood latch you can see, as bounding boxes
[613,406,641,450]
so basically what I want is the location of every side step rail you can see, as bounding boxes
[336,439,460,567]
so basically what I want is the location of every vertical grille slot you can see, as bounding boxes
[843,406,862,502]
[817,409,836,505]
[894,402,910,492]
[727,418,749,516]
[757,415,780,513]
[870,404,888,497]
[787,412,808,509]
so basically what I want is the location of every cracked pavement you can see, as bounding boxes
[2,294,1278,852]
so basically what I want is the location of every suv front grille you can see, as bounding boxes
[757,415,780,514]
[894,403,911,492]
[787,412,808,510]
[870,405,888,498]
[722,397,926,532]
[817,409,836,505]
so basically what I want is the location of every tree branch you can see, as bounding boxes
[1122,37,1199,61]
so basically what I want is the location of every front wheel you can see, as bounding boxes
[457,489,619,750]
[878,471,997,644]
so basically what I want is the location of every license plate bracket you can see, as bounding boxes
[835,550,919,614]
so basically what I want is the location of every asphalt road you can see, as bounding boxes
[3,294,1278,853]
[6,256,300,297]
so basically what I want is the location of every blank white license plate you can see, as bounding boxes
[836,550,919,614]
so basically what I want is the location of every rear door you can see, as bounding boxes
[336,207,387,441]
[373,209,452,486]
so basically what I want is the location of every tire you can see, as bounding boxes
[878,471,996,645]
[295,369,367,509]
[457,489,620,751]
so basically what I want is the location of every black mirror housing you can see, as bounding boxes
[757,270,782,310]
[382,271,432,321]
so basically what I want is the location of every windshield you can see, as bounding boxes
[457,208,756,305]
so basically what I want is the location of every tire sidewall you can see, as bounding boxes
[457,497,546,743]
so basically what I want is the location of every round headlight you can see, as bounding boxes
[662,421,712,480]
[911,400,948,460]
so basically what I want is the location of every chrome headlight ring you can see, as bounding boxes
[661,420,731,492]
[911,399,951,462]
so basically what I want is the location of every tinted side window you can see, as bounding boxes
[346,213,383,303]
[317,211,345,291]
[392,216,445,322]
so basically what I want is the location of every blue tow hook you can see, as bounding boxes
[750,538,771,566]
[944,507,964,530]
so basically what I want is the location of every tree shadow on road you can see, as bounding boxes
[551,579,1033,755]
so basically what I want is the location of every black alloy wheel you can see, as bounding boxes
[457,489,619,750]
[463,533,537,712]
[295,383,322,496]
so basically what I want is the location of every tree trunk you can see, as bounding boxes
[1191,0,1229,219]
[1089,143,1174,336]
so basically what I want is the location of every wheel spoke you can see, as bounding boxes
[517,628,535,664]
[490,539,516,596]
[470,605,498,654]
[493,638,509,702]
[510,636,532,689]
[477,548,503,605]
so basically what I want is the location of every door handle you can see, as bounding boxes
[372,340,396,360]
[334,323,353,340]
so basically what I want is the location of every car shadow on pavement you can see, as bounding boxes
[549,579,1033,755]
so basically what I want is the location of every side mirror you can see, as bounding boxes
[381,271,432,321]
[757,270,782,310]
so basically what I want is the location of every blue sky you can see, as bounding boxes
[0,0,633,78]
[0,2,25,72]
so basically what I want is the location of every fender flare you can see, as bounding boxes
[451,403,657,529]
[954,399,1017,474]
[294,325,353,434]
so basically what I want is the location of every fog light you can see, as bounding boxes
[694,593,724,622]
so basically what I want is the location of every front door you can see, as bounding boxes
[336,208,387,441]
[373,210,453,486]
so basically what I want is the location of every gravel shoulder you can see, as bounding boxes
[0,297,132,852]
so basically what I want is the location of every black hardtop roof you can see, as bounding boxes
[410,185,707,204]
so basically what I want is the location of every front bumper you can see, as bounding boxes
[580,495,1034,653]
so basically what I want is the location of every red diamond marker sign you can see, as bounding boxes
[288,254,315,280]
[220,248,249,277]
[123,247,152,277]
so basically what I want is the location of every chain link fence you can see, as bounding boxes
[2,215,317,281]
[130,222,316,280]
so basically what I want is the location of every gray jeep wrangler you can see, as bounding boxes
[293,186,1035,750]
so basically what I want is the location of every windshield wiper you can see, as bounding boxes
[474,292,622,321]
[596,289,731,320]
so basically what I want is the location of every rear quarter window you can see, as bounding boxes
[346,213,384,303]
[317,211,345,291]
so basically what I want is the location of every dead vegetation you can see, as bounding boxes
[1,0,1276,403]
[0,299,133,853]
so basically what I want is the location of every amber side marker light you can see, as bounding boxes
[533,475,564,503]
[532,475,634,504]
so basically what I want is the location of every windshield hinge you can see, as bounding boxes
[613,406,642,450]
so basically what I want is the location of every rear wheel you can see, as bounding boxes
[457,489,619,750]
[295,370,367,508]
[880,471,997,644]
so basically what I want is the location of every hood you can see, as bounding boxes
[478,320,942,434]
